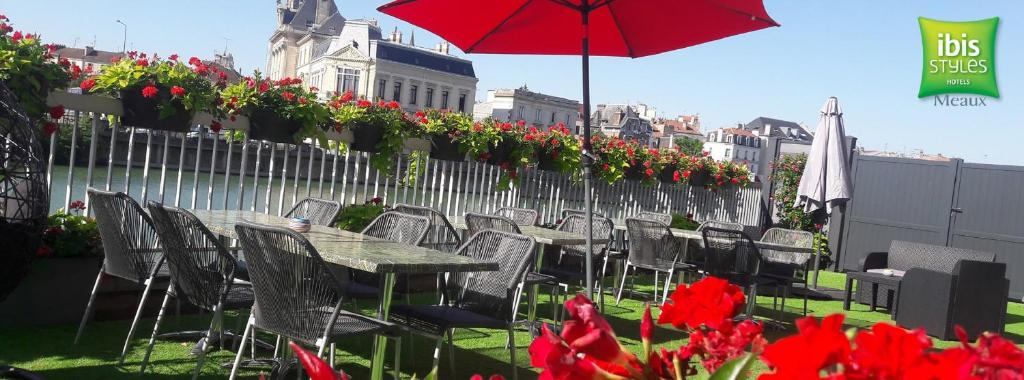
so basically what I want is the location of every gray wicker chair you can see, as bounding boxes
[495,207,539,226]
[144,202,254,379]
[465,212,521,236]
[285,197,343,226]
[388,230,536,380]
[349,211,432,299]
[75,189,166,367]
[701,227,780,319]
[229,221,401,380]
[560,209,606,220]
[760,228,815,317]
[394,204,461,253]
[636,211,672,225]
[699,220,744,231]
[540,214,615,309]
[617,218,695,304]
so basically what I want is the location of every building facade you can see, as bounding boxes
[268,0,478,113]
[653,114,704,148]
[473,86,579,128]
[705,127,760,173]
[587,104,654,145]
[53,46,123,73]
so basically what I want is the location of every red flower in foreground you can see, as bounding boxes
[42,121,58,136]
[658,276,745,330]
[49,105,65,120]
[80,79,96,92]
[340,90,354,102]
[170,86,186,97]
[141,85,158,98]
[846,323,931,380]
[69,200,86,211]
[210,121,222,133]
[356,99,372,108]
[36,245,53,257]
[529,324,604,380]
[470,375,506,380]
[289,342,348,380]
[281,91,296,102]
[759,314,851,380]
[688,319,766,373]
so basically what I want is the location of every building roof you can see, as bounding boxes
[373,41,475,77]
[744,116,812,141]
[54,47,123,65]
[662,119,701,135]
[490,86,578,107]
[286,0,344,36]
[721,127,757,137]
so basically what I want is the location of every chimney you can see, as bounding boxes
[84,46,95,56]
[763,123,771,135]
[438,41,449,54]
[390,27,403,44]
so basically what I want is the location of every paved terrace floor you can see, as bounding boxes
[2,271,1021,379]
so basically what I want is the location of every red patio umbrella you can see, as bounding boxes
[379,0,779,299]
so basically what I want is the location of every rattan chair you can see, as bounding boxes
[229,222,402,380]
[636,211,672,225]
[701,227,780,319]
[760,228,814,316]
[393,204,461,253]
[699,220,744,231]
[559,209,606,220]
[346,211,432,300]
[539,214,615,310]
[495,207,539,226]
[75,189,166,366]
[144,202,254,379]
[388,230,536,380]
[285,197,343,226]
[617,218,695,304]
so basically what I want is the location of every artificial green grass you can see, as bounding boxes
[1,271,1020,379]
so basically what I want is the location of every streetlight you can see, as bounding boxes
[115,19,126,53]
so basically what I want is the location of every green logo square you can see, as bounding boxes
[918,17,1000,98]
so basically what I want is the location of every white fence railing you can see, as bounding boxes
[45,92,764,230]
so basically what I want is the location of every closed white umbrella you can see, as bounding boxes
[796,96,852,288]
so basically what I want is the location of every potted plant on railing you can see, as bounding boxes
[328,91,411,173]
[461,118,536,189]
[221,72,329,145]
[413,108,471,161]
[0,16,73,136]
[656,148,690,184]
[623,143,659,185]
[591,134,629,185]
[86,53,222,132]
[681,153,712,187]
[526,122,581,174]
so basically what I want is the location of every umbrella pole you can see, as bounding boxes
[581,4,595,301]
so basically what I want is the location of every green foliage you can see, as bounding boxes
[40,205,102,258]
[0,16,72,122]
[770,154,812,231]
[334,200,387,232]
[221,71,330,145]
[328,92,413,176]
[708,354,756,380]
[89,53,224,119]
[524,122,581,175]
[459,118,537,190]
[670,213,701,230]
[673,135,704,156]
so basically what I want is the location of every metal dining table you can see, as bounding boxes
[191,210,499,380]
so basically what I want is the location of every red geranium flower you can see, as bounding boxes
[141,85,159,98]
[69,200,86,211]
[80,79,96,92]
[658,276,745,330]
[846,323,931,380]
[42,121,58,136]
[529,324,604,380]
[759,314,851,380]
[356,99,372,108]
[49,105,65,120]
[36,245,53,257]
[289,342,347,380]
[135,58,149,67]
[168,54,179,61]
[340,91,354,103]
[170,86,186,97]
[210,121,222,133]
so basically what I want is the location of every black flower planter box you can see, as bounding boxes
[0,257,101,325]
[537,150,560,172]
[625,165,646,181]
[688,170,711,187]
[486,139,517,165]
[249,108,303,144]
[119,87,192,132]
[429,133,465,161]
[659,165,679,184]
[349,123,385,153]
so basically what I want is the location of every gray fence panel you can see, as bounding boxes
[949,163,1024,299]
[839,154,959,271]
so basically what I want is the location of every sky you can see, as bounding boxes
[3,1,1022,164]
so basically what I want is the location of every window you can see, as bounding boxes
[517,105,525,120]
[425,87,435,108]
[409,85,418,105]
[336,68,360,94]
[726,135,733,143]
[725,148,731,158]
[752,152,758,161]
[376,79,387,100]
[441,90,450,109]
[392,82,402,103]
[458,93,467,113]
[535,109,542,122]
[551,112,556,124]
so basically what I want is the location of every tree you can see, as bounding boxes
[673,135,704,155]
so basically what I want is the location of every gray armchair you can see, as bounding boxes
[896,260,1008,341]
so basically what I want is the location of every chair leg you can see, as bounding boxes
[329,343,336,369]
[653,272,659,304]
[229,316,254,380]
[192,303,224,380]
[393,337,402,380]
[119,276,156,364]
[803,284,809,316]
[661,270,674,304]
[140,285,173,374]
[615,264,630,305]
[777,285,789,322]
[74,270,104,345]
[431,335,444,376]
[507,323,518,380]
[446,329,456,375]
